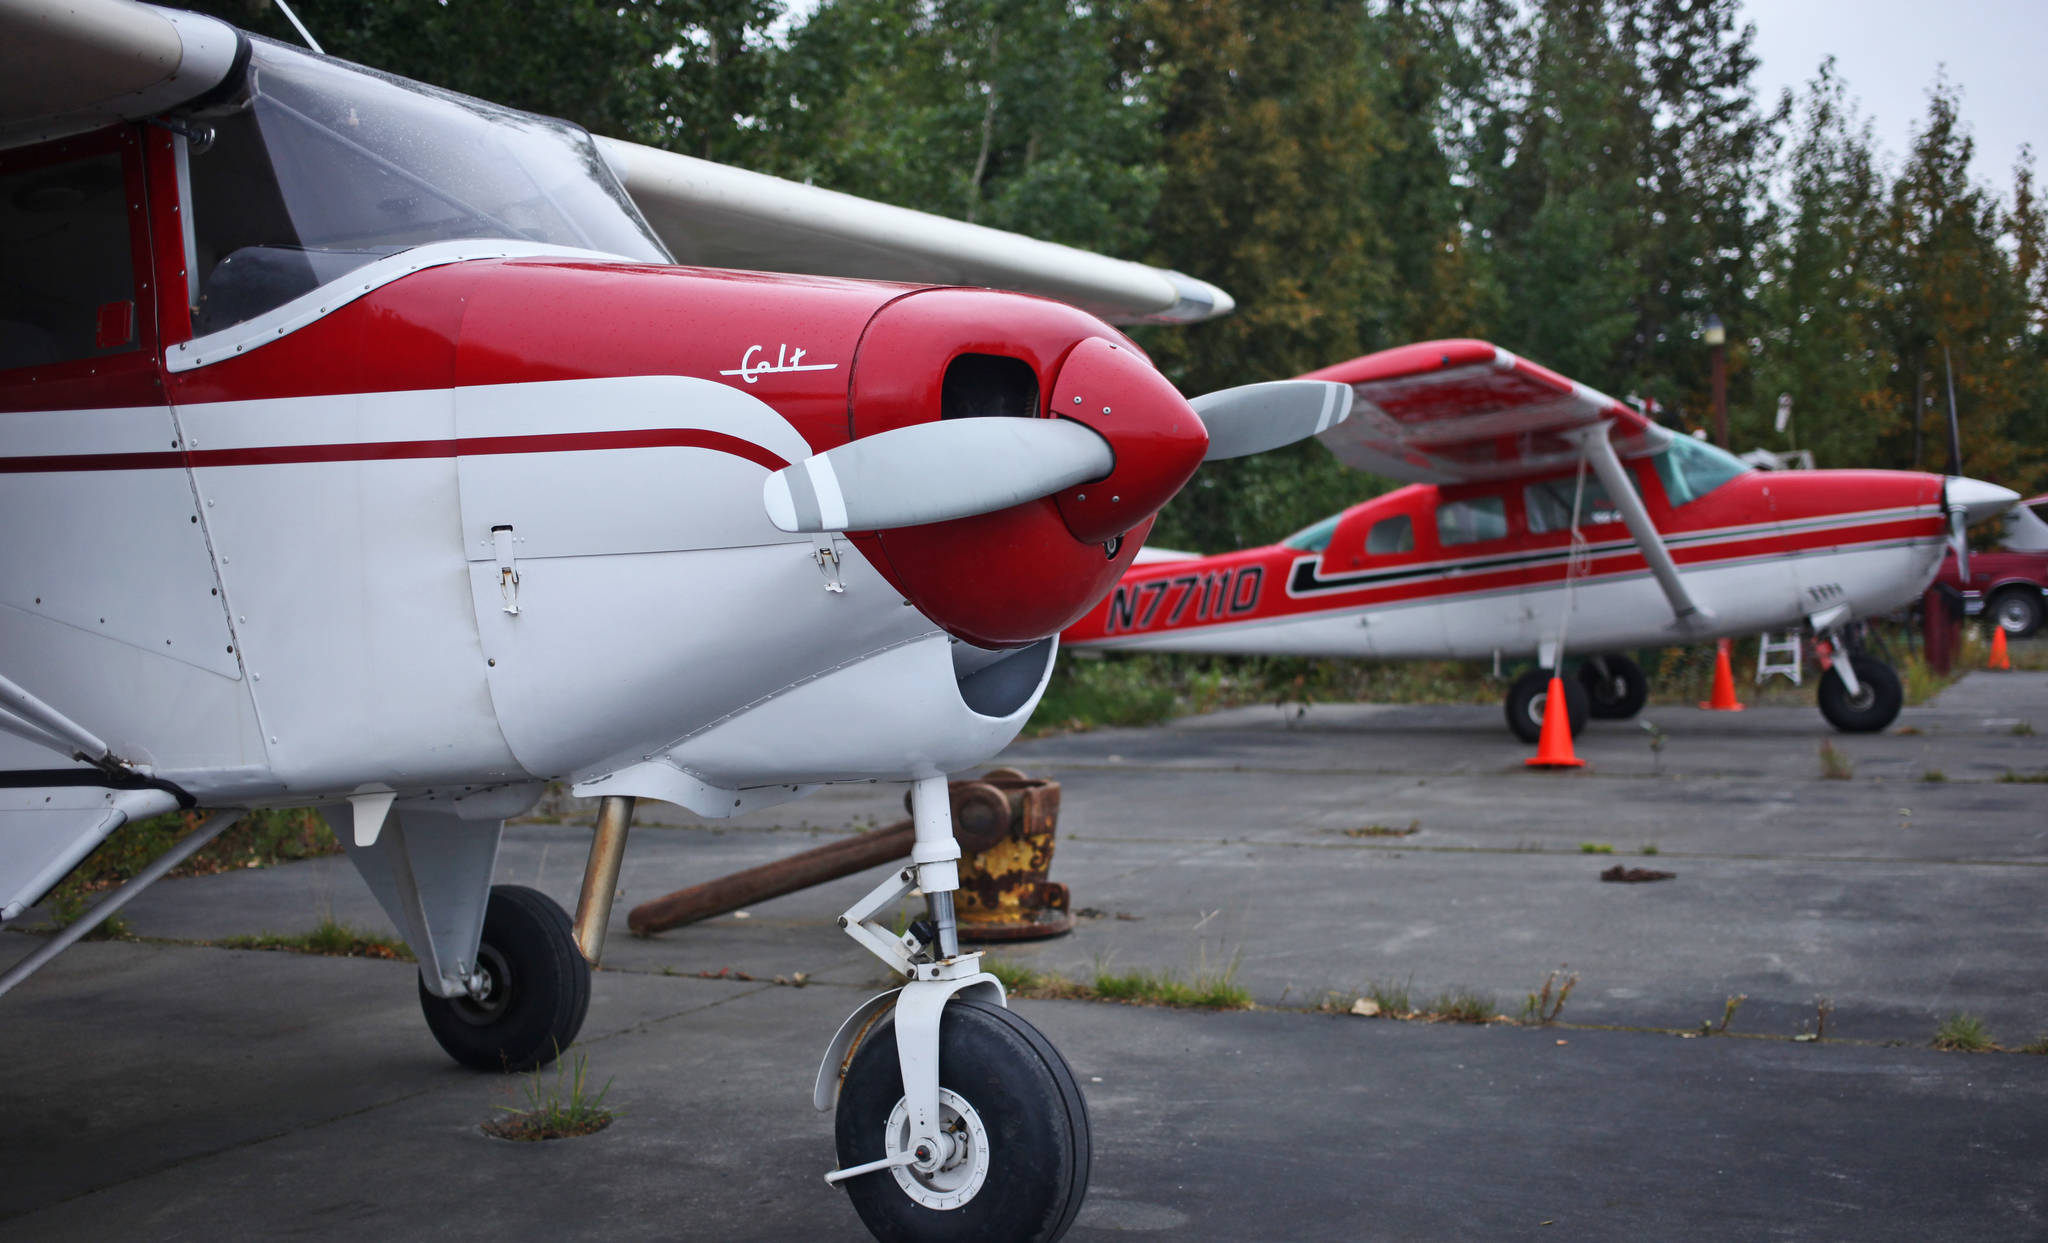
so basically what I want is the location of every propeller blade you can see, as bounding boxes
[1190,380,1354,461]
[763,417,1113,533]
[1950,508,1970,582]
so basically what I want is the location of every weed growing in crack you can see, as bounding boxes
[483,1049,615,1141]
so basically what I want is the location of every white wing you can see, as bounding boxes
[597,137,1233,326]
[0,0,241,148]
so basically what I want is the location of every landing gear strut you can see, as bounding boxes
[820,775,1091,1242]
[1813,623,1903,733]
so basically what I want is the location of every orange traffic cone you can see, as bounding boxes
[1988,625,2011,671]
[1700,637,1745,711]
[1525,676,1586,768]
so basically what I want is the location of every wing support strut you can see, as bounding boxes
[0,808,245,1000]
[1564,426,1714,634]
[0,671,127,777]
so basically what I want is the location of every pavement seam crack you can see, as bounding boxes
[1066,834,2048,868]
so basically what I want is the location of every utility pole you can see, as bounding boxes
[1704,313,1728,448]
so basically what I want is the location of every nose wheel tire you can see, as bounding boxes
[1506,668,1589,743]
[1578,655,1648,720]
[419,884,591,1072]
[835,997,1089,1243]
[1817,654,1903,733]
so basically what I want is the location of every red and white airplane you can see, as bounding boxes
[1064,339,2017,740]
[0,5,1351,1239]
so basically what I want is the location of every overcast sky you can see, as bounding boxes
[1745,0,2042,192]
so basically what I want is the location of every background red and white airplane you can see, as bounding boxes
[0,5,1349,1239]
[1064,339,2016,740]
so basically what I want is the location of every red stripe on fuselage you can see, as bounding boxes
[1073,512,1940,642]
[0,428,789,474]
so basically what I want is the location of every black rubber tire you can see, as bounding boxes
[1506,668,1589,743]
[1817,654,1903,733]
[1578,654,1649,720]
[1988,587,2045,638]
[835,998,1090,1243]
[419,884,591,1072]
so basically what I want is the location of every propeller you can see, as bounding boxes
[1192,380,1355,461]
[1938,345,2000,579]
[762,417,1113,534]
[762,379,1355,534]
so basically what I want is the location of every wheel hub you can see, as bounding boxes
[448,943,512,1026]
[883,1087,990,1210]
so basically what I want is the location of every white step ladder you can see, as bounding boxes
[1755,630,1803,686]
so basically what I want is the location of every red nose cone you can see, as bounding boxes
[840,291,1209,649]
[1050,337,1210,544]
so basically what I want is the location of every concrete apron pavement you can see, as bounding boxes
[3,671,2045,1238]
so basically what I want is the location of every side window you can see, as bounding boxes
[1437,495,1507,545]
[1366,514,1414,554]
[1525,476,1621,532]
[0,152,137,370]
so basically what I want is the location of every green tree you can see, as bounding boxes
[759,0,1162,257]
[1879,80,2036,488]
[1749,60,1893,468]
[1127,0,1392,551]
[177,0,784,156]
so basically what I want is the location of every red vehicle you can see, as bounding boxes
[1935,511,2048,636]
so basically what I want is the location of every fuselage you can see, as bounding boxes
[0,38,1190,824]
[1064,451,1949,661]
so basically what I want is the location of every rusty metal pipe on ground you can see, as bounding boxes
[627,769,1071,941]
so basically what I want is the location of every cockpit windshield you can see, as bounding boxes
[1281,514,1341,552]
[181,39,668,336]
[1652,435,1751,507]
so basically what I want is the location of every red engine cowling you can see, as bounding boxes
[844,289,1208,647]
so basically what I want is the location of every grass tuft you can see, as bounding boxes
[2018,1035,2048,1055]
[1578,842,1615,854]
[1932,1013,1995,1052]
[982,955,1251,1009]
[1998,770,2048,784]
[37,808,339,928]
[1920,769,1947,783]
[1425,990,1498,1023]
[1091,964,1252,1010]
[1522,969,1579,1024]
[1344,821,1420,838]
[482,1050,615,1141]
[218,917,413,961]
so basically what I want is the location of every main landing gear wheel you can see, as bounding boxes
[1506,668,1588,744]
[419,884,591,1072]
[1989,587,2045,638]
[835,998,1090,1243]
[1578,654,1648,720]
[1817,654,1903,733]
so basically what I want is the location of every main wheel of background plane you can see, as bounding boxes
[1505,668,1589,744]
[1988,587,2045,638]
[1817,654,1903,733]
[835,998,1089,1243]
[419,884,591,1072]
[1578,654,1649,720]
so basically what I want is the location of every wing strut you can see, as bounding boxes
[1565,426,1713,633]
[0,808,244,999]
[0,671,125,775]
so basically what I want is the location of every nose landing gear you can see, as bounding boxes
[820,775,1091,1243]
